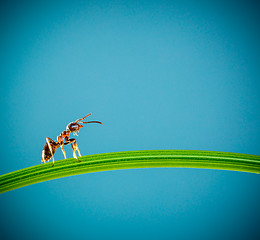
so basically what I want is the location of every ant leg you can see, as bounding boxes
[64,139,81,162]
[72,139,82,160]
[74,141,82,157]
[41,158,47,164]
[61,145,67,159]
[71,143,78,159]
[46,137,55,167]
[71,143,81,162]
[41,150,47,164]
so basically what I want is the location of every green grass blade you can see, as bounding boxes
[0,150,259,194]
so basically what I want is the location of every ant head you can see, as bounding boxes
[66,122,83,133]
[66,114,103,136]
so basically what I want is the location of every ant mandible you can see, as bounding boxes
[41,113,102,166]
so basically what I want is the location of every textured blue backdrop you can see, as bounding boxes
[0,0,260,239]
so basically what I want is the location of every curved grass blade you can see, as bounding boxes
[0,150,259,194]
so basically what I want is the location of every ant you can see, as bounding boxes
[41,113,102,166]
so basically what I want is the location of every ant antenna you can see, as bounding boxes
[79,121,103,124]
[75,113,92,123]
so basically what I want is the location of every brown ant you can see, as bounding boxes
[41,113,102,166]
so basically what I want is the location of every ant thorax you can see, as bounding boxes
[57,135,64,142]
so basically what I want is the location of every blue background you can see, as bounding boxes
[1,0,260,239]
